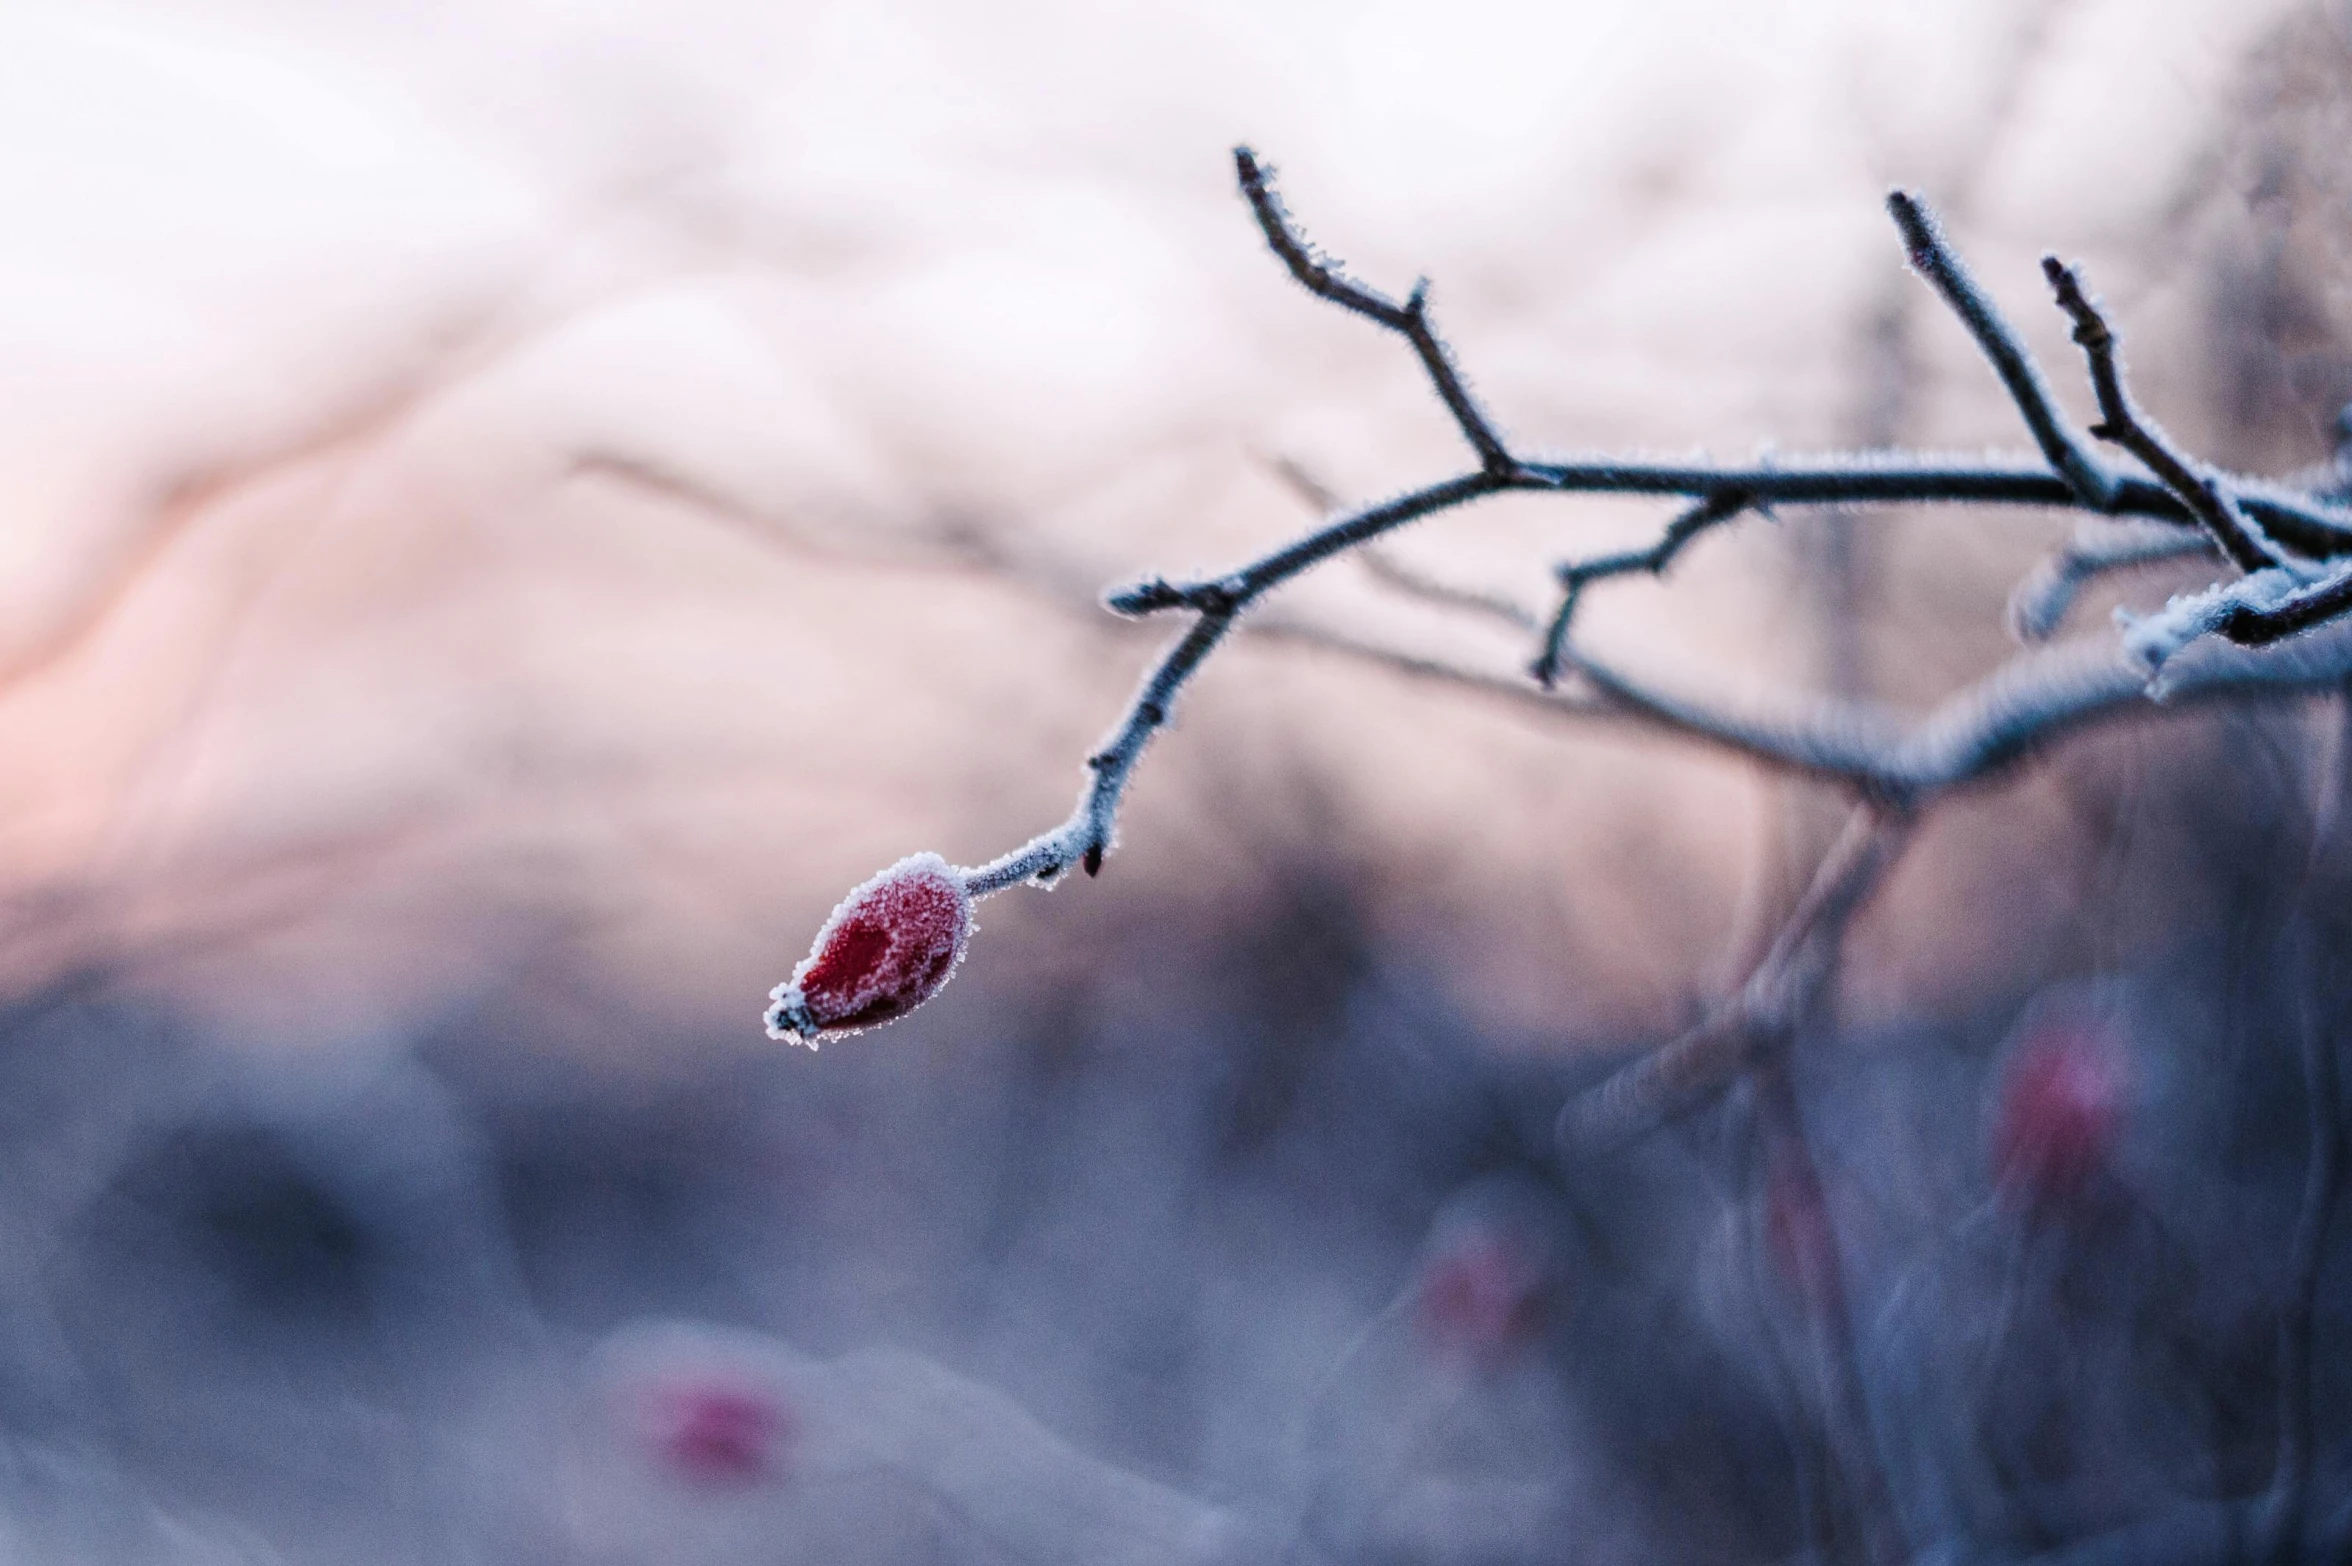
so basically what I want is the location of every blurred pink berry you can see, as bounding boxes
[1763,1158,1840,1306]
[636,1377,794,1485]
[1415,1231,1545,1367]
[1991,1019,2124,1208]
[765,852,973,1044]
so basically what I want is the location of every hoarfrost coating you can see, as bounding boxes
[764,852,973,1045]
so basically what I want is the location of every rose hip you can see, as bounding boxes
[765,852,973,1045]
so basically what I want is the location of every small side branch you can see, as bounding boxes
[2043,257,2286,574]
[2008,518,2216,642]
[1888,191,2119,510]
[1532,489,1752,686]
[1236,146,1519,476]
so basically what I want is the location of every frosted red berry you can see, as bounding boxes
[634,1375,794,1485]
[1991,1018,2124,1208]
[765,852,973,1045]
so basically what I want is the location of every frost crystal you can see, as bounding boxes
[2115,565,2305,675]
[764,852,973,1046]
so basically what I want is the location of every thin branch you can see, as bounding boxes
[1356,548,1543,634]
[2215,558,2352,648]
[1509,453,2338,528]
[2008,517,2216,642]
[1552,635,2141,802]
[1105,471,1510,618]
[1236,147,1519,476]
[2042,256,2287,573]
[1557,805,1914,1155]
[966,470,1513,894]
[1249,607,2352,810]
[1889,191,2121,510]
[962,606,1236,894]
[1124,454,2346,623]
[1532,489,1753,687]
[2258,942,2342,1563]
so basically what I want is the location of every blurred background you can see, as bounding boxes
[4,0,2352,1560]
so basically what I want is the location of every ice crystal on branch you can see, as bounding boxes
[764,852,973,1046]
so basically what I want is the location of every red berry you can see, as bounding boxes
[1414,1230,1546,1367]
[765,853,973,1045]
[634,1376,794,1485]
[1991,1018,2125,1209]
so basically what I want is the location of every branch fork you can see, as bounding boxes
[782,149,2352,1155]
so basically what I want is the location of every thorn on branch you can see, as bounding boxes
[2041,255,2286,576]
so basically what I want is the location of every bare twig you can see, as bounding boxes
[2210,559,2352,649]
[1271,452,1547,632]
[1532,489,1753,687]
[1357,548,1543,634]
[964,469,1511,894]
[2008,517,2217,642]
[2043,256,2286,573]
[1250,607,2352,822]
[1113,458,2203,634]
[1889,192,2120,511]
[1236,147,1519,476]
